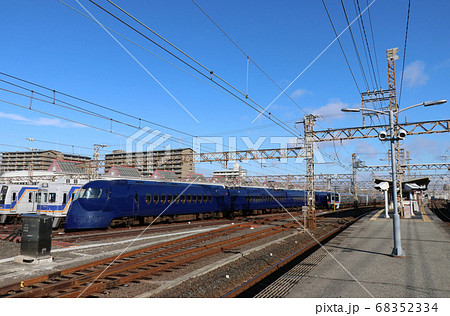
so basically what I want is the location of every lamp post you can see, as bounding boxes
[342,99,446,257]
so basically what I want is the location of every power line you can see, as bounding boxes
[0,72,266,154]
[0,76,312,175]
[190,0,309,116]
[340,0,370,91]
[84,0,298,136]
[321,0,361,94]
[355,0,380,89]
[365,0,382,89]
[398,0,411,107]
[353,0,377,89]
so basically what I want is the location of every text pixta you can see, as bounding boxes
[316,303,359,315]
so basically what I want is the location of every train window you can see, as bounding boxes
[134,194,138,203]
[63,193,67,204]
[49,193,56,203]
[145,194,151,204]
[180,195,185,203]
[174,195,179,204]
[203,195,207,203]
[192,195,197,203]
[167,195,173,204]
[36,193,41,203]
[12,192,17,201]
[79,188,102,199]
[160,194,166,204]
[198,195,202,203]
[153,194,159,204]
[44,193,48,203]
[208,195,212,203]
[66,179,70,184]
[186,195,191,204]
[28,192,33,203]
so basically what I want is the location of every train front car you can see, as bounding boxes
[65,180,115,230]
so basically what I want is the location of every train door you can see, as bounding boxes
[19,190,37,214]
[0,185,9,223]
[132,192,139,216]
[37,188,48,214]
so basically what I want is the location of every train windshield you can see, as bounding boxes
[79,188,103,199]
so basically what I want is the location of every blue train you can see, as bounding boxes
[65,179,336,230]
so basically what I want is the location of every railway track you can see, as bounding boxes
[52,212,295,243]
[0,217,302,298]
[429,200,450,225]
[222,212,367,298]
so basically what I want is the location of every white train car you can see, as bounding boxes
[0,184,39,224]
[36,180,88,228]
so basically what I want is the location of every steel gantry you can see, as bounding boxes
[354,162,450,172]
[182,147,305,165]
[308,119,450,143]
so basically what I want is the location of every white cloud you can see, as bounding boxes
[312,100,347,120]
[0,111,84,128]
[404,60,429,87]
[291,89,310,99]
[406,136,446,161]
[0,112,31,122]
[355,141,379,159]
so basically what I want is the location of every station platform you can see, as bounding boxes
[284,206,450,298]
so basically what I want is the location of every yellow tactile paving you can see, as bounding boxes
[420,205,432,222]
[370,209,385,221]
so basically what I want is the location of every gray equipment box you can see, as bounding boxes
[21,215,52,258]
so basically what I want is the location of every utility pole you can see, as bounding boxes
[303,114,317,229]
[386,48,405,215]
[352,153,359,208]
[92,144,108,179]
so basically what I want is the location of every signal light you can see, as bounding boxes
[398,129,407,140]
[378,131,388,141]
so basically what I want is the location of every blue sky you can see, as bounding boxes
[0,0,449,178]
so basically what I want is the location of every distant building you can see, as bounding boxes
[0,150,91,173]
[104,148,194,179]
[213,162,247,179]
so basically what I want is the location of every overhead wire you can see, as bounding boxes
[365,0,382,92]
[84,0,299,136]
[54,1,356,172]
[190,0,361,169]
[340,0,370,91]
[0,77,309,175]
[190,0,309,116]
[101,0,370,173]
[0,72,268,155]
[353,0,377,89]
[398,0,411,108]
[321,0,361,94]
[354,0,380,90]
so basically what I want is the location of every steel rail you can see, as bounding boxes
[0,224,247,296]
[221,211,371,297]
